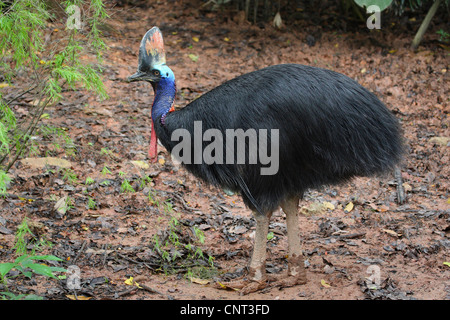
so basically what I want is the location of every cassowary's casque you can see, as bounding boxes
[128,27,403,294]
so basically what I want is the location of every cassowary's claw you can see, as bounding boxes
[269,271,307,289]
[215,277,268,295]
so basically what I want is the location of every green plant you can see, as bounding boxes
[101,165,111,176]
[150,196,216,278]
[54,196,74,215]
[147,188,159,206]
[87,196,97,209]
[85,176,95,185]
[0,218,65,300]
[139,174,152,189]
[100,147,112,156]
[0,0,108,195]
[62,168,78,185]
[120,179,135,193]
[100,179,110,186]
[437,29,449,43]
[0,254,66,300]
[38,124,77,157]
[0,170,11,196]
[13,218,34,256]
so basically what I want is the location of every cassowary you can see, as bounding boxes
[128,27,403,294]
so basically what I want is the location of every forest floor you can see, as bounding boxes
[0,0,449,300]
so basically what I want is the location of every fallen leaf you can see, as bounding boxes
[20,157,72,169]
[190,277,209,285]
[443,262,450,267]
[429,136,450,146]
[54,196,68,215]
[124,276,142,288]
[403,183,412,192]
[131,160,149,169]
[188,54,199,62]
[192,36,199,42]
[320,279,331,288]
[158,158,165,165]
[382,229,401,237]
[344,202,354,213]
[272,12,282,29]
[85,248,113,255]
[323,201,335,211]
[217,281,240,291]
[300,202,329,215]
[66,295,92,300]
[117,227,128,233]
[0,82,10,88]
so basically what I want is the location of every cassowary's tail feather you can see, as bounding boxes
[235,173,264,215]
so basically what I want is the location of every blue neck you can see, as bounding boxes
[152,78,176,125]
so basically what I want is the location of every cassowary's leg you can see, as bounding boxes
[246,211,272,284]
[219,211,272,294]
[272,196,307,287]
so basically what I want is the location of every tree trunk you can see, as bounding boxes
[411,0,442,50]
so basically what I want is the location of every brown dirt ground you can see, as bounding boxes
[0,0,449,300]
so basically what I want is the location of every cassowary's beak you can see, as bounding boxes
[127,71,146,82]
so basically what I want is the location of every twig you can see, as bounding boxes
[116,286,138,297]
[171,192,197,211]
[116,252,140,265]
[4,84,38,106]
[337,232,366,240]
[395,167,406,205]
[139,283,175,300]
[5,95,52,172]
[73,240,87,264]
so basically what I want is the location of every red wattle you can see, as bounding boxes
[149,120,158,163]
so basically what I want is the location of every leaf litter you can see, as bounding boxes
[0,0,449,300]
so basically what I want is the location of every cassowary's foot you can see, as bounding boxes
[269,254,307,289]
[217,258,307,294]
[216,267,269,295]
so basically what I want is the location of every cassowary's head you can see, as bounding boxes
[128,26,175,85]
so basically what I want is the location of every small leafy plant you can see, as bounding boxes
[120,179,135,193]
[0,218,66,300]
[437,29,449,43]
[151,197,216,279]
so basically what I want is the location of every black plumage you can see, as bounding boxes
[155,64,403,214]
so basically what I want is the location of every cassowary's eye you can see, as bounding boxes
[152,70,160,76]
